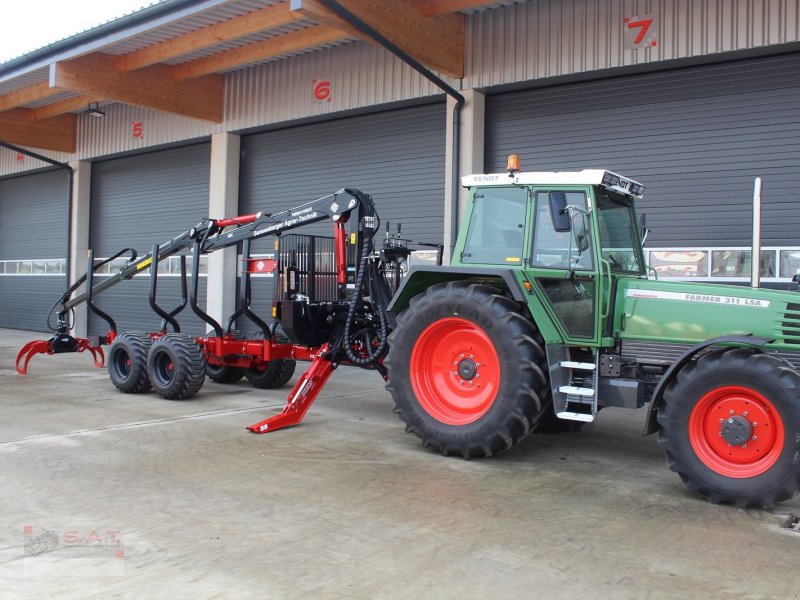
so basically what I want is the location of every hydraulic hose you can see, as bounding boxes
[341,191,390,366]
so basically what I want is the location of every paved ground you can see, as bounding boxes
[0,328,798,599]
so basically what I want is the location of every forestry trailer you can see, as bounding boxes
[17,158,800,508]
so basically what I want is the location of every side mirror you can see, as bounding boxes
[549,192,571,232]
[640,212,650,245]
[573,213,590,253]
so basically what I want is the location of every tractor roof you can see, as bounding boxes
[461,169,645,199]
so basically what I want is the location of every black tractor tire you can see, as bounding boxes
[147,334,206,400]
[108,332,153,394]
[386,282,551,458]
[657,348,800,507]
[205,363,245,384]
[244,327,296,389]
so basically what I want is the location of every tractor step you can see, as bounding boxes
[555,411,594,423]
[547,345,600,423]
[559,361,595,370]
[558,385,595,397]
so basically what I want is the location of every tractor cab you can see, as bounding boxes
[452,158,647,346]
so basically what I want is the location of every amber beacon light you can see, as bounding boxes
[506,154,521,174]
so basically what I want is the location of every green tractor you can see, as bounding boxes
[386,159,800,508]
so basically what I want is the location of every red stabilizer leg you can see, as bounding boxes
[247,352,336,434]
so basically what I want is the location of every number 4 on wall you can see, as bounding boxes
[624,15,657,49]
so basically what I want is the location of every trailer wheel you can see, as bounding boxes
[657,348,800,507]
[108,332,153,394]
[244,327,296,389]
[147,334,206,400]
[205,363,245,384]
[386,282,550,458]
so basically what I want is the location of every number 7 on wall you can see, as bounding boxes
[624,16,657,48]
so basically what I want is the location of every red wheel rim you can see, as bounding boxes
[410,317,500,425]
[688,385,784,478]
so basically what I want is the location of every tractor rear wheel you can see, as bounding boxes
[244,327,296,389]
[386,282,550,458]
[147,334,206,400]
[108,332,153,394]
[657,348,800,507]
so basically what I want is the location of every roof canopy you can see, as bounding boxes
[0,0,504,153]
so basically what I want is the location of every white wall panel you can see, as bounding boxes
[465,0,800,89]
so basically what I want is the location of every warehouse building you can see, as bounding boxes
[1,0,799,335]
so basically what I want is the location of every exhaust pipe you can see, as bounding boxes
[751,177,762,288]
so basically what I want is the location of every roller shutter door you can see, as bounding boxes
[239,103,446,329]
[0,170,69,332]
[89,143,211,336]
[485,53,800,249]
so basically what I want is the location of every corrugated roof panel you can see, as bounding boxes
[24,90,82,109]
[102,0,285,55]
[0,68,49,96]
[161,19,320,64]
[217,37,355,73]
[0,1,166,65]
[459,0,529,14]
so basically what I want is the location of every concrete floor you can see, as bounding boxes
[0,328,798,600]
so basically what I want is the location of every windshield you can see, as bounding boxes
[595,191,645,274]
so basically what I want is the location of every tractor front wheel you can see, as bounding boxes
[658,348,800,507]
[147,334,206,400]
[386,282,550,458]
[108,332,153,394]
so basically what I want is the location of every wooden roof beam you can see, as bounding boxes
[412,0,495,17]
[0,109,76,152]
[30,95,102,121]
[0,82,63,112]
[290,0,464,78]
[50,53,223,122]
[171,24,349,80]
[116,1,306,72]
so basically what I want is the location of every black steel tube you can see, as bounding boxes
[149,243,181,333]
[316,0,465,261]
[189,239,223,338]
[0,141,75,290]
[85,249,116,334]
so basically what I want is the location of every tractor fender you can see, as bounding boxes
[388,266,527,314]
[641,334,774,436]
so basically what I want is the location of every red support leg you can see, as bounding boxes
[246,347,336,434]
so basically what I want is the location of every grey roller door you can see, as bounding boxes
[89,143,211,336]
[0,170,69,332]
[239,103,446,330]
[485,53,800,247]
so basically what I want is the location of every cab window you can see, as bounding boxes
[531,191,593,270]
[462,187,528,265]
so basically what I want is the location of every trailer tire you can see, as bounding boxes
[205,363,245,384]
[386,282,550,458]
[108,332,153,394]
[244,327,296,389]
[657,348,800,507]
[147,334,206,400]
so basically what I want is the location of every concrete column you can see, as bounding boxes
[68,160,91,337]
[206,133,240,327]
[443,89,485,264]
